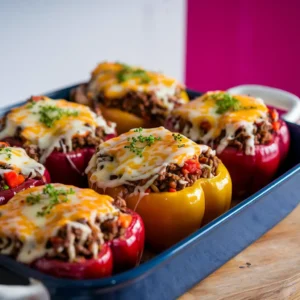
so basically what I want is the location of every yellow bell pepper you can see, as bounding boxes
[88,161,231,251]
[199,162,232,225]
[90,178,205,251]
[125,179,205,251]
[99,104,159,134]
[99,90,190,134]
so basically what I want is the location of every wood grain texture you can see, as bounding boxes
[180,205,300,300]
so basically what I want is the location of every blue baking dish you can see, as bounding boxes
[0,84,299,300]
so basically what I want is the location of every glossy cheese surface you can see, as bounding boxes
[0,184,119,263]
[87,127,211,193]
[171,91,269,155]
[0,97,116,162]
[0,146,45,178]
[87,62,188,110]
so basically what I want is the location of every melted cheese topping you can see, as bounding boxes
[0,97,116,163]
[87,127,210,194]
[87,62,188,110]
[171,91,269,155]
[0,184,119,263]
[0,147,45,178]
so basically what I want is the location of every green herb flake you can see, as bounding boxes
[26,184,75,217]
[117,65,151,84]
[3,185,9,190]
[38,105,79,128]
[26,193,41,205]
[26,101,37,109]
[172,133,183,142]
[210,93,241,114]
[172,133,185,148]
[124,128,161,157]
[0,148,12,160]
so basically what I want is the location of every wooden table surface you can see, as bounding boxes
[180,205,300,300]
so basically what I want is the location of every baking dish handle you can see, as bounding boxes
[227,84,300,123]
[0,279,49,300]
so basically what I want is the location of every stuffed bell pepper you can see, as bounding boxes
[71,62,189,134]
[86,127,232,250]
[0,183,145,278]
[0,96,116,187]
[165,91,290,198]
[0,142,50,205]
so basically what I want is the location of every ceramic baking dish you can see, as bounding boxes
[0,84,299,300]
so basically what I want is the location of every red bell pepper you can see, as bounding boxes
[0,170,50,206]
[217,119,290,198]
[275,119,290,163]
[32,208,144,278]
[33,244,113,279]
[3,134,116,188]
[44,148,95,188]
[109,209,145,273]
[45,133,116,187]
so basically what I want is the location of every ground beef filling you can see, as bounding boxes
[71,84,185,124]
[215,119,274,151]
[99,149,219,196]
[0,124,107,162]
[0,198,129,262]
[169,110,277,152]
[23,129,106,162]
[132,150,219,193]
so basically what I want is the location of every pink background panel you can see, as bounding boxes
[185,0,300,96]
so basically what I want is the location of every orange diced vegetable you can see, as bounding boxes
[0,142,9,148]
[273,121,280,131]
[118,214,132,228]
[4,171,25,188]
[31,96,43,101]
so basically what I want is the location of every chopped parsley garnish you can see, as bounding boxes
[211,93,241,114]
[172,133,185,148]
[117,65,151,84]
[124,128,161,157]
[26,184,75,217]
[37,105,79,128]
[172,133,183,142]
[211,93,258,114]
[26,193,41,205]
[3,185,9,190]
[26,101,37,109]
[0,148,12,160]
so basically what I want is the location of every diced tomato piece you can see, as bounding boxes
[4,171,25,188]
[168,188,177,192]
[273,121,280,131]
[182,159,200,174]
[269,108,279,121]
[4,171,18,188]
[31,96,43,101]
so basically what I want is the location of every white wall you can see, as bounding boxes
[0,0,186,106]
